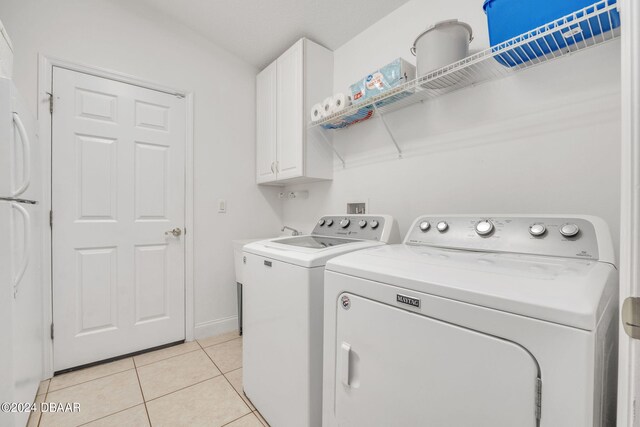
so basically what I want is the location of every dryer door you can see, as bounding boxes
[332,293,540,427]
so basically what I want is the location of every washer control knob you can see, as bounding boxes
[318,219,326,226]
[326,219,334,227]
[475,220,494,236]
[437,221,449,232]
[340,219,350,228]
[529,223,546,237]
[370,220,379,229]
[358,220,367,228]
[419,221,431,232]
[559,223,580,238]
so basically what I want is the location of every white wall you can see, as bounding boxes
[0,0,283,338]
[284,0,622,256]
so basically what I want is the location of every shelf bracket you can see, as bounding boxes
[313,127,346,168]
[372,104,402,159]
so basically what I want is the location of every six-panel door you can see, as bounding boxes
[51,67,186,371]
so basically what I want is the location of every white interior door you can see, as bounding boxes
[331,293,540,427]
[52,67,186,371]
[276,40,304,180]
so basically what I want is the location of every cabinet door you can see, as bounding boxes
[276,40,304,180]
[256,62,277,184]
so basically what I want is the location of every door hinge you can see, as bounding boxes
[535,377,542,421]
[50,323,54,340]
[623,297,640,339]
[49,210,53,228]
[46,92,53,114]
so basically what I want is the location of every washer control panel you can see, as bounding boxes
[313,215,388,241]
[405,216,600,260]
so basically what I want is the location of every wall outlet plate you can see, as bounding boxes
[347,202,366,214]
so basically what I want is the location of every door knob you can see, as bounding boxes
[165,228,182,237]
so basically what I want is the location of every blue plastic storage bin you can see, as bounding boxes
[483,0,620,67]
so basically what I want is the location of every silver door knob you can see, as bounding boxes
[165,228,182,237]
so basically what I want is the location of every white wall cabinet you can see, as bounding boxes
[256,38,333,185]
[256,61,277,183]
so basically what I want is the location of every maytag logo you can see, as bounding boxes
[397,294,420,308]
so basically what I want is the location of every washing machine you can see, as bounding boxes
[322,215,618,427]
[243,215,400,427]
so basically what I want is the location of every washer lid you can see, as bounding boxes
[326,244,617,331]
[274,235,357,249]
[243,235,384,268]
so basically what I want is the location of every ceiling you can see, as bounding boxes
[132,0,412,69]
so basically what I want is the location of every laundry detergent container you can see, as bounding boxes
[483,0,620,67]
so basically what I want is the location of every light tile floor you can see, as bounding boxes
[28,331,269,427]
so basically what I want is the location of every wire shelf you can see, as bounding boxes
[309,0,620,131]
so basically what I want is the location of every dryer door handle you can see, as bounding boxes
[340,342,351,387]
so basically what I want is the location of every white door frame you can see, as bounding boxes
[619,0,639,425]
[37,55,195,378]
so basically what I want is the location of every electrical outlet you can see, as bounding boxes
[218,199,226,213]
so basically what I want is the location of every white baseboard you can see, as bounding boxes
[194,315,239,340]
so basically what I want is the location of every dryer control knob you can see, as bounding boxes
[318,219,326,226]
[358,220,367,228]
[370,220,379,229]
[529,223,546,237]
[326,219,334,227]
[475,220,494,236]
[559,223,580,237]
[437,221,449,232]
[340,219,351,228]
[419,221,431,232]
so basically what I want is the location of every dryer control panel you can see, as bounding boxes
[404,216,607,261]
[312,215,397,243]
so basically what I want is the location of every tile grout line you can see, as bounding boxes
[201,336,243,351]
[133,359,153,427]
[203,346,255,418]
[135,347,202,369]
[39,373,139,427]
[55,360,144,426]
[40,335,240,426]
[34,398,43,427]
[48,340,205,395]
[143,374,222,404]
[47,365,135,394]
[195,333,241,350]
[74,403,145,427]
[49,343,203,395]
[201,343,253,413]
[219,412,257,427]
[253,410,269,427]
[35,379,50,427]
